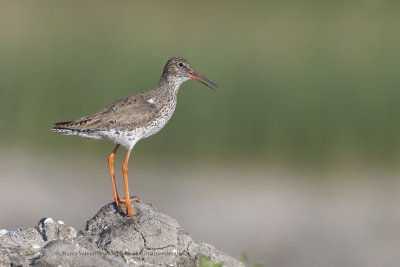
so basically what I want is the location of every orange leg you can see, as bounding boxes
[122,149,136,216]
[108,145,122,210]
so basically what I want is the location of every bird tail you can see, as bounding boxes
[52,120,75,133]
[51,120,102,140]
[52,125,102,141]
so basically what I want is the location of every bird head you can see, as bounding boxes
[162,57,218,91]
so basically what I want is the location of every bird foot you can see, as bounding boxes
[115,196,138,203]
[118,197,138,209]
[111,196,138,215]
[110,196,123,211]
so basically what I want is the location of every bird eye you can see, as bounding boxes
[178,62,184,68]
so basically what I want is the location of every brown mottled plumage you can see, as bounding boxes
[52,57,217,216]
[54,90,160,131]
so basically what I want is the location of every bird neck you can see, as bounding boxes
[157,76,183,95]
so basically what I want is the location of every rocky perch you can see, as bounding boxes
[0,200,243,266]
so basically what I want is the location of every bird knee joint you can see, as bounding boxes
[122,165,128,172]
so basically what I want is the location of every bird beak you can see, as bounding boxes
[188,71,218,91]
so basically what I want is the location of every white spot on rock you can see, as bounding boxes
[147,98,155,104]
[0,229,8,235]
[57,220,64,225]
[44,218,54,224]
[32,244,40,249]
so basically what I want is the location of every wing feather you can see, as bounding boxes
[53,93,159,131]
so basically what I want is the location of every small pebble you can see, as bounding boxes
[0,229,8,235]
[57,220,64,225]
[76,230,83,237]
[32,244,40,249]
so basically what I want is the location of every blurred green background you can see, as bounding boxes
[1,1,400,266]
[1,1,400,166]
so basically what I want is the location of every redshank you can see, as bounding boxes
[52,57,217,216]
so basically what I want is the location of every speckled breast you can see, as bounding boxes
[142,100,177,139]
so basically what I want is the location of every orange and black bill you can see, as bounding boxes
[189,71,218,91]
